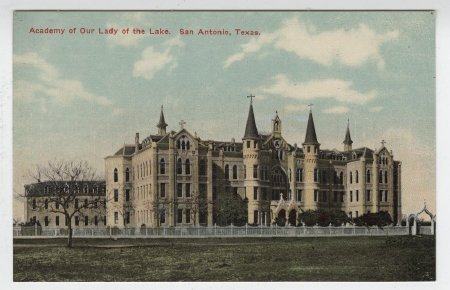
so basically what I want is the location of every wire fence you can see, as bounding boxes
[13,224,423,238]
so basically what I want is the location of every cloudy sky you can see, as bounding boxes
[13,11,435,220]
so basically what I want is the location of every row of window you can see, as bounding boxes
[41,215,106,227]
[41,185,105,195]
[311,189,389,203]
[32,198,105,210]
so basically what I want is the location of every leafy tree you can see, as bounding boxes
[25,160,106,247]
[298,210,318,226]
[213,192,247,226]
[353,211,393,227]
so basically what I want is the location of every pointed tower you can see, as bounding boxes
[302,105,320,210]
[272,111,282,138]
[157,105,168,135]
[242,95,262,224]
[343,118,353,152]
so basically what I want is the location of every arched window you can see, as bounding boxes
[340,172,344,185]
[44,199,48,209]
[356,170,359,183]
[181,141,185,150]
[225,164,230,179]
[177,158,182,175]
[232,165,238,179]
[199,159,207,176]
[113,168,118,182]
[185,159,191,175]
[186,141,190,150]
[350,172,353,184]
[32,199,36,210]
[160,158,165,174]
[125,168,130,182]
[243,165,246,179]
[176,140,181,149]
[384,171,388,184]
[140,164,143,178]
[366,170,371,183]
[379,170,383,183]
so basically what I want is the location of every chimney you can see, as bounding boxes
[135,132,139,153]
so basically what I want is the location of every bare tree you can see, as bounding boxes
[188,191,209,226]
[25,160,106,247]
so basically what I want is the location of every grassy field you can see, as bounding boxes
[13,236,435,281]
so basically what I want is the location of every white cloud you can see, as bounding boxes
[133,38,185,80]
[257,74,376,104]
[225,17,399,69]
[369,106,383,112]
[133,47,175,80]
[322,106,350,114]
[14,52,114,108]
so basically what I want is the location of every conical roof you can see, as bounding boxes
[303,110,319,145]
[244,101,259,139]
[343,120,353,145]
[157,106,168,129]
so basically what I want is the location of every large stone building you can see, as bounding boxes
[105,99,402,228]
[24,181,107,228]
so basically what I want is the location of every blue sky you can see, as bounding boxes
[13,11,435,219]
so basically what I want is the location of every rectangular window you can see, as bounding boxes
[350,191,353,202]
[297,189,302,202]
[262,189,267,201]
[44,216,49,227]
[104,216,107,225]
[75,198,79,209]
[253,165,258,178]
[340,192,344,202]
[379,190,383,202]
[356,190,359,202]
[177,209,183,224]
[254,210,258,224]
[55,200,60,209]
[75,216,80,226]
[314,190,318,202]
[253,187,258,200]
[94,216,98,226]
[186,209,191,223]
[333,191,338,202]
[356,211,359,218]
[160,209,166,224]
[56,216,60,226]
[177,183,183,198]
[85,216,89,226]
[385,190,388,202]
[125,212,130,224]
[314,169,318,182]
[125,189,130,201]
[114,212,118,224]
[323,191,327,202]
[366,190,371,202]
[160,183,166,198]
[114,189,118,202]
[247,141,250,148]
[186,183,191,198]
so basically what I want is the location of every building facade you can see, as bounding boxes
[24,181,107,228]
[105,100,402,228]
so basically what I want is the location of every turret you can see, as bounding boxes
[302,107,320,210]
[135,132,139,153]
[272,111,282,138]
[343,118,353,152]
[157,105,168,135]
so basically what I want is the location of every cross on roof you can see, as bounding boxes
[179,120,186,129]
[381,139,386,147]
[308,103,314,111]
[247,94,255,104]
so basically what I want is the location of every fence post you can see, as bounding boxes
[246,223,248,235]
[34,223,37,236]
[231,223,233,236]
[214,223,216,236]
[275,224,278,236]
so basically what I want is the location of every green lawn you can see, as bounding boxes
[13,236,435,281]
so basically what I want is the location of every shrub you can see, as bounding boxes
[298,210,318,226]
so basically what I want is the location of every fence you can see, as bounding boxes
[13,224,413,238]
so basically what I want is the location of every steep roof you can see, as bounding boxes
[157,106,168,130]
[243,101,259,139]
[303,110,319,145]
[343,120,353,145]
